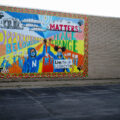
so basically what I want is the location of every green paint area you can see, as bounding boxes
[51,40,78,53]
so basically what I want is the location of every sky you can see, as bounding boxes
[0,0,120,18]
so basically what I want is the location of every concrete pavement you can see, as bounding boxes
[0,84,120,120]
[0,79,120,89]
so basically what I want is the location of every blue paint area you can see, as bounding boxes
[76,59,78,66]
[5,61,11,69]
[6,11,83,38]
[13,56,17,64]
[6,11,39,21]
[44,57,49,65]
[50,57,53,64]
[47,46,70,72]
[18,57,23,68]
[22,45,46,73]
[1,59,7,68]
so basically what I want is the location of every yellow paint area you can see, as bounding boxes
[0,30,42,44]
[37,45,44,73]
[77,40,84,55]
[0,29,44,68]
[69,65,83,73]
[0,42,41,67]
[51,40,84,55]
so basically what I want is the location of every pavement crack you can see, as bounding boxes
[16,89,55,117]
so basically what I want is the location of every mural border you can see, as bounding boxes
[0,6,88,78]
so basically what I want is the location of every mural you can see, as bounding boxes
[0,6,88,78]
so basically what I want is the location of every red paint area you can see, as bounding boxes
[42,57,54,72]
[42,46,54,72]
[0,45,6,57]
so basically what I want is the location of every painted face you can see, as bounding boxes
[30,49,36,57]
[58,48,62,53]
[57,51,63,59]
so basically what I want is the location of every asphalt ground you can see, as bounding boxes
[0,84,120,120]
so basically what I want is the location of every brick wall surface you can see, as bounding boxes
[88,16,120,79]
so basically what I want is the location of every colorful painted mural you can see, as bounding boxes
[0,6,88,78]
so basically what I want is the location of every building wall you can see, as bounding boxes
[0,5,120,80]
[88,16,120,79]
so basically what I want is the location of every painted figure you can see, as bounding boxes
[75,55,78,66]
[50,57,53,64]
[44,57,49,65]
[22,56,28,73]
[22,39,46,73]
[18,56,23,68]
[1,57,7,68]
[44,53,49,65]
[13,56,17,64]
[47,39,70,72]
[5,60,11,69]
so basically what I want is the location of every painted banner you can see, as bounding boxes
[0,6,88,78]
